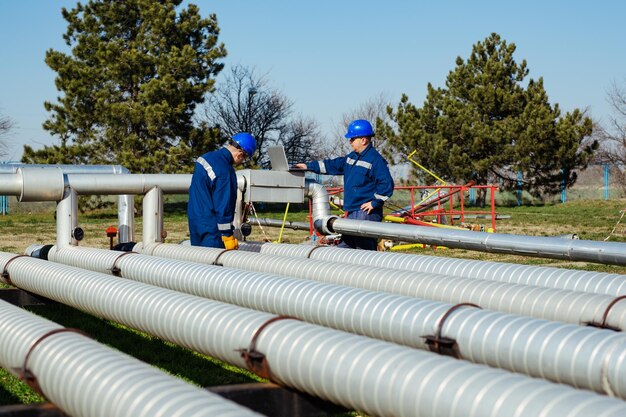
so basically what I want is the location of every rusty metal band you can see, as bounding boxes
[19,328,91,399]
[306,245,326,258]
[587,295,626,331]
[423,302,482,359]
[1,254,29,286]
[212,249,234,267]
[109,251,137,276]
[238,316,302,381]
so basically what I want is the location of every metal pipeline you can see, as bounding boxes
[0,164,135,243]
[0,299,261,417]
[44,244,626,398]
[5,252,625,417]
[240,243,626,297]
[312,216,626,265]
[251,218,311,231]
[305,179,331,220]
[135,241,626,331]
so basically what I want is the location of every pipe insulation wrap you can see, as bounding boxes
[305,180,331,219]
[18,167,65,202]
[0,164,135,242]
[8,252,626,416]
[138,243,626,331]
[327,218,626,265]
[242,243,626,297]
[0,300,261,417]
[65,173,191,195]
[47,244,626,397]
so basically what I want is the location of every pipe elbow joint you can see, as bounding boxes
[314,215,338,235]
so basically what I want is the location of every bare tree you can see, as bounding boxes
[0,112,13,158]
[279,116,325,166]
[202,65,305,166]
[595,80,626,191]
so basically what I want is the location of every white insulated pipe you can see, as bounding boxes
[53,173,189,248]
[4,252,626,417]
[65,173,190,195]
[0,164,135,243]
[45,244,626,398]
[316,216,626,265]
[129,242,626,331]
[240,243,626,297]
[0,299,262,417]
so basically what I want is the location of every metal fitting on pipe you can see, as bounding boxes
[313,215,338,235]
[16,167,65,201]
[305,179,331,219]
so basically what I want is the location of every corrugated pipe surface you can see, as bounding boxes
[142,242,626,330]
[0,299,259,417]
[8,252,626,416]
[240,243,626,297]
[47,244,626,398]
[320,217,626,265]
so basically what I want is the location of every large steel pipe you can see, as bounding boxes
[130,242,626,331]
[66,173,190,195]
[0,300,261,417]
[240,243,626,297]
[316,216,626,265]
[46,244,626,398]
[3,252,626,417]
[0,164,135,242]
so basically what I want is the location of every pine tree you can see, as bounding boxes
[24,0,227,173]
[382,33,595,197]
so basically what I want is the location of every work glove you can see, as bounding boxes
[221,235,239,250]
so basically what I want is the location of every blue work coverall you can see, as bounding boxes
[188,147,237,248]
[306,144,394,250]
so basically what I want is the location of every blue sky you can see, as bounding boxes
[1,0,625,161]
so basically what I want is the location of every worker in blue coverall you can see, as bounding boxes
[188,133,257,249]
[295,119,394,250]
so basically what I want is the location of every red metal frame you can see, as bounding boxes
[318,184,499,232]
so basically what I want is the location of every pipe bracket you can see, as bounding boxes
[237,316,302,381]
[586,295,626,331]
[15,328,91,399]
[305,245,327,258]
[1,254,29,286]
[212,249,234,267]
[423,302,482,359]
[109,251,137,277]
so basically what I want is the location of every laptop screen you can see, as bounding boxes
[267,146,290,171]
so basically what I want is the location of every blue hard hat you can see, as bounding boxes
[344,119,374,139]
[232,132,257,156]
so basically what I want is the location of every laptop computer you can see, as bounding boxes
[267,146,309,172]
